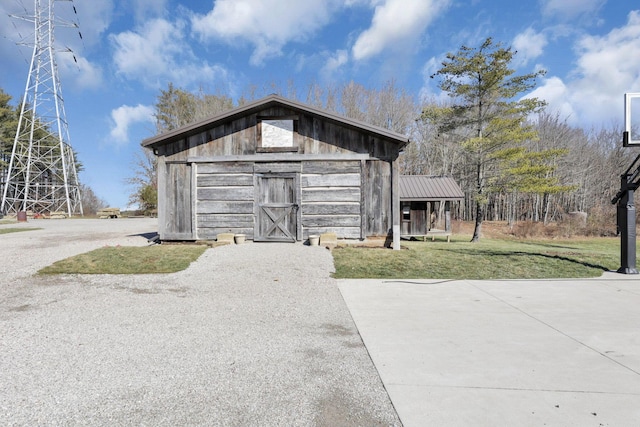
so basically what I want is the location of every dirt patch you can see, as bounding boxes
[321,323,356,337]
[8,304,33,312]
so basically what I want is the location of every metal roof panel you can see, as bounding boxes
[399,175,464,200]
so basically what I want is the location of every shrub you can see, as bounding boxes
[585,204,617,237]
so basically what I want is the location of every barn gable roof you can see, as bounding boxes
[141,94,410,149]
[399,176,464,201]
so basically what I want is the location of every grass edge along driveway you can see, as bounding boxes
[0,227,41,235]
[35,235,619,279]
[332,236,619,280]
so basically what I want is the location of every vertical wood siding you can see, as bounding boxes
[158,107,399,162]
[162,162,193,240]
[364,160,392,236]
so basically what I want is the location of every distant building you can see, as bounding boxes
[399,175,464,241]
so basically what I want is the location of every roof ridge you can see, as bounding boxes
[142,94,409,148]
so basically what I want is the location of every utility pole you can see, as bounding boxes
[1,0,83,218]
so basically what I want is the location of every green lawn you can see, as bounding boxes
[38,245,208,275]
[332,235,620,279]
[34,234,623,278]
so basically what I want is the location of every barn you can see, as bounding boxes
[141,95,410,249]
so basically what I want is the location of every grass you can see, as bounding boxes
[332,235,620,279]
[38,244,208,275]
[30,229,623,278]
[0,227,40,234]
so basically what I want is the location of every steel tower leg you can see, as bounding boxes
[1,0,83,217]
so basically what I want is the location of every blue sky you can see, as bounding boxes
[1,0,639,209]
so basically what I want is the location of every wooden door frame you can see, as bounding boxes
[253,172,302,242]
[160,161,194,240]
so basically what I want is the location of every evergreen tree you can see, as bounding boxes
[427,37,547,241]
[0,89,18,169]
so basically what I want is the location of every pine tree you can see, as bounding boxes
[0,89,18,170]
[427,37,547,241]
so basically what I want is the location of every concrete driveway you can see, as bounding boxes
[339,275,640,426]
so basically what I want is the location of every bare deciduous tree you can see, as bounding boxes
[79,184,108,215]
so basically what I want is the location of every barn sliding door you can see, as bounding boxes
[255,174,299,242]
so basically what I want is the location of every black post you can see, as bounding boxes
[617,174,639,274]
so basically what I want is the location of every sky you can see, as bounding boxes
[0,0,639,209]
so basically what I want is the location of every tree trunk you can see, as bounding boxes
[472,162,483,242]
[543,193,550,225]
[471,200,483,242]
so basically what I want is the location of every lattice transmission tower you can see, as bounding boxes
[1,0,83,217]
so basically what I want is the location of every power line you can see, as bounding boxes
[1,0,84,218]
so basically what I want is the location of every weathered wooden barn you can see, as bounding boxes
[141,95,409,248]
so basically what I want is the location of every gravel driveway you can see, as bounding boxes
[0,219,400,426]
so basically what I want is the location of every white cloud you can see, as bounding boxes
[111,19,183,82]
[131,0,168,22]
[418,55,450,103]
[512,27,548,66]
[63,0,112,91]
[110,18,229,89]
[321,49,349,79]
[525,76,576,120]
[540,0,605,20]
[109,104,155,145]
[73,0,114,46]
[191,0,341,66]
[422,56,442,80]
[352,0,451,61]
[58,54,103,90]
[527,11,640,127]
[570,11,640,124]
[344,0,370,6]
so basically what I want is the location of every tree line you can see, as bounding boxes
[144,38,632,238]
